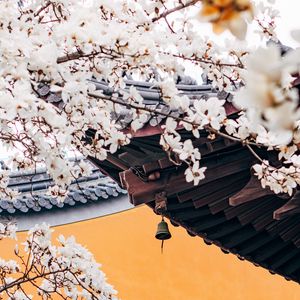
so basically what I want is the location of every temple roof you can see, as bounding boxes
[38,78,236,137]
[79,80,300,284]
[0,162,129,230]
[3,163,125,214]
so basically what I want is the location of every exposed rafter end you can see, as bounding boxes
[229,175,273,206]
[273,191,300,220]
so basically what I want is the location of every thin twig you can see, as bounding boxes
[152,0,200,23]
[88,91,259,148]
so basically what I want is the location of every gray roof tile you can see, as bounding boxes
[0,161,126,215]
[38,79,229,130]
[10,79,223,215]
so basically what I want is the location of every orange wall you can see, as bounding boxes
[2,205,300,299]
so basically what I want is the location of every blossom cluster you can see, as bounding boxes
[199,0,254,40]
[254,0,280,41]
[0,222,17,240]
[0,223,117,300]
[0,0,299,198]
[160,95,227,185]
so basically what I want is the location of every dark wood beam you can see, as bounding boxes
[273,191,300,220]
[229,175,274,206]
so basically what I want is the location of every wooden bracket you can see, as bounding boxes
[154,191,168,213]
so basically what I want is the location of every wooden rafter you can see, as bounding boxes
[229,175,274,206]
[273,190,300,220]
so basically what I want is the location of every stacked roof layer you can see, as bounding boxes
[0,162,126,216]
[79,79,300,284]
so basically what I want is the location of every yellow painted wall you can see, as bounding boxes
[2,205,300,299]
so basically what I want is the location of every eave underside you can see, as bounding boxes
[90,130,300,283]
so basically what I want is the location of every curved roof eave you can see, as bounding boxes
[0,161,130,230]
[2,193,132,231]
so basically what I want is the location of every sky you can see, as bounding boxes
[273,0,299,47]
[184,0,300,82]
[191,0,300,46]
[0,0,299,159]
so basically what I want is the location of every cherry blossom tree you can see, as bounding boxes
[0,0,300,237]
[0,222,117,300]
[1,0,298,198]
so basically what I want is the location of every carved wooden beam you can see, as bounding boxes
[229,175,274,206]
[154,191,168,213]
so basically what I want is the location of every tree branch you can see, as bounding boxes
[152,0,200,23]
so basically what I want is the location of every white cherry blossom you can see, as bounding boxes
[0,0,298,215]
[184,161,207,186]
[0,223,118,300]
